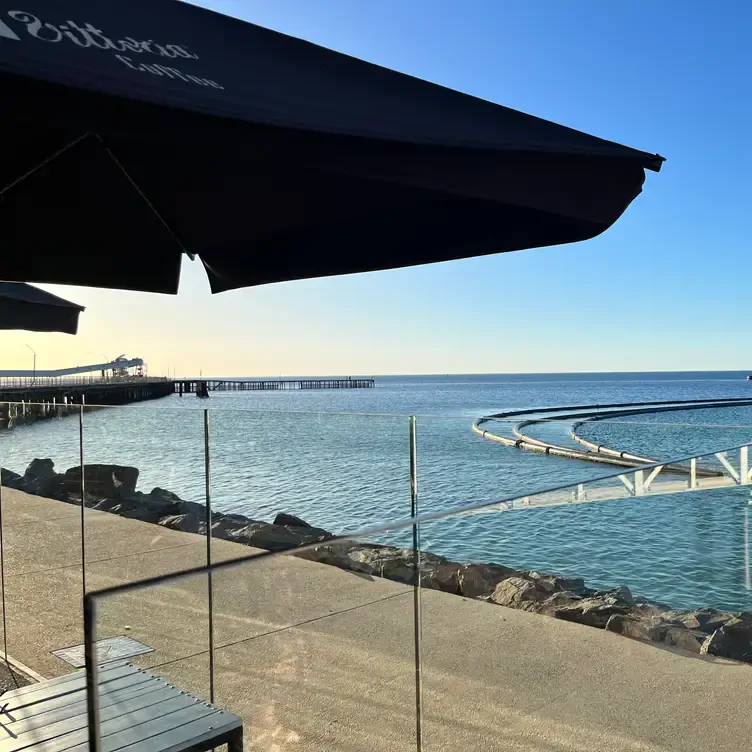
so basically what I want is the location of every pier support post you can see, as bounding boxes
[634,470,644,497]
[741,446,750,486]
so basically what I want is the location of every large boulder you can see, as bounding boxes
[490,577,549,611]
[149,487,182,503]
[700,613,752,663]
[661,626,706,654]
[274,512,312,528]
[211,514,253,539]
[458,563,517,599]
[1,468,25,490]
[88,497,126,514]
[224,521,330,552]
[604,614,653,641]
[338,545,460,591]
[175,500,210,519]
[159,514,202,534]
[64,465,139,499]
[662,607,733,634]
[552,588,636,629]
[537,590,584,614]
[294,541,354,567]
[293,542,461,593]
[25,458,56,478]
[89,497,164,523]
[523,571,587,595]
[22,458,65,499]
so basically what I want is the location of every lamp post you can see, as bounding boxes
[25,344,36,386]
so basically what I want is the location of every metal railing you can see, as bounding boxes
[0,375,168,390]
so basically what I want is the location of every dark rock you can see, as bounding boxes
[23,475,65,499]
[274,512,312,528]
[699,613,752,662]
[343,545,415,580]
[599,586,635,605]
[225,521,330,552]
[294,542,461,592]
[339,545,456,589]
[605,614,652,640]
[490,577,549,610]
[458,563,517,599]
[660,607,732,634]
[423,563,461,594]
[210,517,247,539]
[693,608,733,634]
[524,571,587,595]
[720,612,752,635]
[553,589,635,629]
[150,487,183,503]
[20,459,66,499]
[176,500,209,519]
[538,590,583,614]
[293,541,354,567]
[159,514,202,534]
[64,465,139,499]
[25,458,56,478]
[661,626,706,654]
[701,628,752,662]
[89,497,125,513]
[211,514,253,539]
[1,468,25,490]
[659,609,696,628]
[382,550,458,591]
[106,500,163,522]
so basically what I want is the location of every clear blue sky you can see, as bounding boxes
[7,0,750,375]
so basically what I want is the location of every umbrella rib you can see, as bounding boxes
[94,134,193,259]
[0,131,191,261]
[0,131,92,197]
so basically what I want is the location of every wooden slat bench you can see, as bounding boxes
[0,661,242,751]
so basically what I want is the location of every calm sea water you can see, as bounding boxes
[4,371,752,612]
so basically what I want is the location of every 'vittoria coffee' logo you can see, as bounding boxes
[0,10,224,90]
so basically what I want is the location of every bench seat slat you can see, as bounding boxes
[3,685,186,746]
[4,674,159,723]
[7,680,167,729]
[2,665,141,713]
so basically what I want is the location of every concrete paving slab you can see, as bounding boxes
[0,487,81,522]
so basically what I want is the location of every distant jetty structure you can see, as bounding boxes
[0,359,374,424]
[174,377,374,395]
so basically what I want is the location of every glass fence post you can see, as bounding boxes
[79,402,86,599]
[409,415,423,751]
[84,594,101,752]
[0,406,7,674]
[204,408,215,704]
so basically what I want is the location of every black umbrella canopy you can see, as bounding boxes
[0,282,84,334]
[0,1,663,294]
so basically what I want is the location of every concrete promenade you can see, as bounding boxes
[3,489,752,750]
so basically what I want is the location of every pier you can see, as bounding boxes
[0,374,376,425]
[0,378,174,407]
[174,377,374,394]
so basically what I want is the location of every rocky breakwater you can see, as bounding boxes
[4,458,752,666]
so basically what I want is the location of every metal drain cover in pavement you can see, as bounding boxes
[52,636,154,668]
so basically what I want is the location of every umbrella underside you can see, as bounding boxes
[0,0,661,294]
